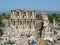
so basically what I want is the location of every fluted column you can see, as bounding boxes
[26,11,29,19]
[32,11,34,19]
[21,10,23,19]
[19,11,21,28]
[19,11,21,19]
[12,11,15,19]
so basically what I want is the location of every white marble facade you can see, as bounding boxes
[10,9,36,37]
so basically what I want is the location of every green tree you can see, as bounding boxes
[36,14,39,18]
[0,28,3,37]
[48,13,57,23]
[1,13,10,19]
[0,21,5,27]
[0,13,10,27]
[48,15,53,23]
[52,13,56,18]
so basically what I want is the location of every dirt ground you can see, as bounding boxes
[37,38,55,45]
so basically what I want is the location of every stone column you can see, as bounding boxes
[21,10,23,19]
[19,11,21,19]
[19,11,20,28]
[13,11,15,15]
[53,18,56,27]
[26,11,27,30]
[32,11,34,19]
[10,11,13,25]
[26,11,27,25]
[26,11,29,19]
[12,11,15,18]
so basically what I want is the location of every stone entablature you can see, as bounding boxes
[10,9,36,19]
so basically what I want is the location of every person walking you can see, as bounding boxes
[30,40,37,45]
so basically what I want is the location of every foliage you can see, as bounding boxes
[2,40,15,45]
[0,21,5,27]
[0,13,10,27]
[0,28,3,36]
[48,15,53,23]
[36,15,39,18]
[1,13,10,19]
[52,13,56,18]
[48,13,60,23]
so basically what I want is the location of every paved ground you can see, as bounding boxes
[14,36,28,45]
[20,36,28,45]
[55,41,60,45]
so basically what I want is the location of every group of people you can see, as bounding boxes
[20,32,37,45]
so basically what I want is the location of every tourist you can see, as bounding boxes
[30,39,37,45]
